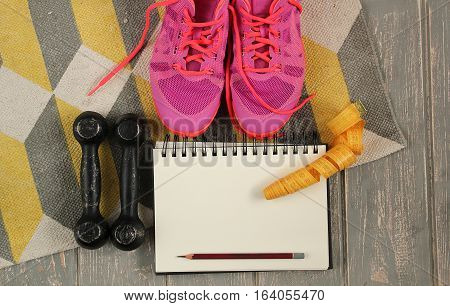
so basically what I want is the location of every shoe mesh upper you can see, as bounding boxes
[159,74,220,116]
[232,76,295,116]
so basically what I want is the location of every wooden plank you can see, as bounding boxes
[167,272,254,286]
[428,0,449,286]
[257,174,345,285]
[345,0,434,285]
[77,229,165,286]
[0,250,77,286]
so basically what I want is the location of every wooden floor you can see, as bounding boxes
[0,0,448,286]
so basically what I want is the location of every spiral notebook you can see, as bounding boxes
[153,138,330,273]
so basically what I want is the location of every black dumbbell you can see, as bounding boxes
[73,112,109,249]
[110,114,145,251]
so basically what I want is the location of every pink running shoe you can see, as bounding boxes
[226,0,313,138]
[89,0,229,137]
[151,0,229,137]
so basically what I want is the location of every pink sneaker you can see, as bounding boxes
[151,0,229,137]
[89,0,229,137]
[226,0,313,138]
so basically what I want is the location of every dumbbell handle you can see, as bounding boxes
[73,111,108,250]
[80,143,101,215]
[120,144,139,217]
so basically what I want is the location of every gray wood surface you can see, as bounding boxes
[346,0,434,285]
[428,0,449,286]
[0,0,448,286]
[0,250,77,286]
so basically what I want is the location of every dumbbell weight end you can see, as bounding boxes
[110,114,145,251]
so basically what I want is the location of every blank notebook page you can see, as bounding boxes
[153,143,329,273]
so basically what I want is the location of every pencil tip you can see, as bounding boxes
[177,254,193,259]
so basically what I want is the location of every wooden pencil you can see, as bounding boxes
[178,253,305,260]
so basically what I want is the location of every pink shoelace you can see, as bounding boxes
[173,9,225,76]
[239,4,284,73]
[88,0,224,95]
[226,0,315,116]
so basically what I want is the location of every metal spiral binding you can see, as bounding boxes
[292,132,299,154]
[273,135,278,155]
[312,131,319,154]
[182,137,188,157]
[172,135,178,157]
[162,134,170,157]
[212,135,217,156]
[222,136,228,156]
[201,135,207,157]
[302,131,309,154]
[232,134,238,156]
[263,138,268,155]
[192,137,197,157]
[160,131,320,157]
[252,138,257,155]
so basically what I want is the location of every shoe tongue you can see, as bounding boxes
[193,0,219,22]
[186,0,195,17]
[251,0,272,17]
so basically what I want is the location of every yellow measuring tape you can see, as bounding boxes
[264,102,366,200]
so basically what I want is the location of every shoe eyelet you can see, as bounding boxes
[173,47,178,55]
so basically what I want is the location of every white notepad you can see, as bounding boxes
[153,141,329,273]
